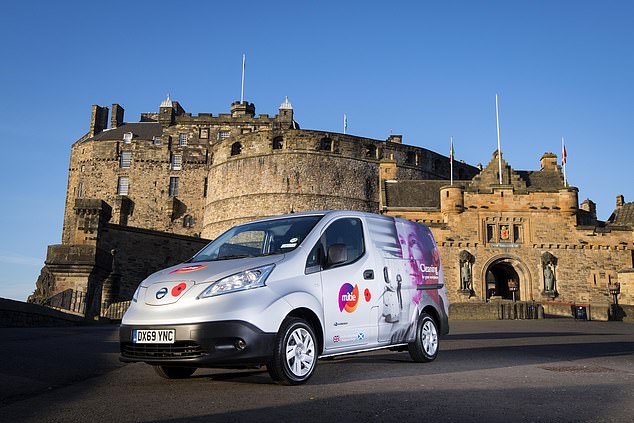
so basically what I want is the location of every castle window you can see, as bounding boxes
[152,136,161,146]
[183,215,194,228]
[199,128,209,139]
[123,132,133,143]
[241,128,252,134]
[406,151,416,165]
[171,154,182,170]
[117,176,129,195]
[486,224,495,242]
[513,224,523,243]
[120,151,132,168]
[77,181,84,198]
[273,136,283,150]
[219,131,230,140]
[203,177,208,197]
[169,177,179,197]
[80,165,85,173]
[179,133,188,146]
[319,138,332,152]
[365,144,377,159]
[231,142,242,156]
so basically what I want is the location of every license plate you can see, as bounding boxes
[133,329,175,344]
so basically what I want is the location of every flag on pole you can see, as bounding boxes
[562,136,568,187]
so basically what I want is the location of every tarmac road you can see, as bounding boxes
[1,320,633,422]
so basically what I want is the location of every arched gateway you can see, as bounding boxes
[481,255,533,302]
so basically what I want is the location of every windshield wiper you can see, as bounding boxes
[213,254,254,261]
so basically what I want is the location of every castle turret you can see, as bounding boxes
[278,96,294,123]
[230,101,256,117]
[159,94,175,127]
[558,187,579,216]
[440,185,465,214]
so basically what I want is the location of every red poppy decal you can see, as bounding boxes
[364,288,371,302]
[171,282,187,297]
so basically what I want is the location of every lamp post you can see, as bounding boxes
[608,282,620,321]
[508,279,519,302]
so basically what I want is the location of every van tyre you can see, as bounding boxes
[408,312,439,362]
[267,317,317,385]
[153,365,197,379]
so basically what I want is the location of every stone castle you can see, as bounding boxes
[32,95,633,319]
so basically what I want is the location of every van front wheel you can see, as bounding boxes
[267,317,317,385]
[408,313,439,362]
[153,365,196,379]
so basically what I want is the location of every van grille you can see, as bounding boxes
[121,341,204,360]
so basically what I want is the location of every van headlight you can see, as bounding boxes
[199,264,275,298]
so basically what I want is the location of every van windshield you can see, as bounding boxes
[190,215,324,262]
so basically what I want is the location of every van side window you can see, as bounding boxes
[305,242,322,274]
[323,218,365,268]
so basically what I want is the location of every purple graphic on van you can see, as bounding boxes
[395,220,442,306]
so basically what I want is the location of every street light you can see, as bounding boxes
[508,279,519,302]
[608,282,620,320]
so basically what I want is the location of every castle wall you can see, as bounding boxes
[202,129,477,238]
[98,224,208,301]
[386,185,634,306]
[63,134,209,243]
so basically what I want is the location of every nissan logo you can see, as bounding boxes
[156,287,168,300]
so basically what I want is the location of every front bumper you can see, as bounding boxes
[119,320,276,367]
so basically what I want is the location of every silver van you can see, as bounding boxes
[120,211,449,385]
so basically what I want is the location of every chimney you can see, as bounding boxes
[387,134,402,144]
[580,198,597,224]
[540,152,558,170]
[616,195,625,208]
[111,104,124,128]
[90,105,109,136]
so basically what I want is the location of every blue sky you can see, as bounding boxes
[1,1,633,301]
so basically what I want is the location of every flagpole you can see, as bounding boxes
[450,136,454,186]
[562,136,567,187]
[240,54,246,103]
[343,113,347,134]
[496,94,503,184]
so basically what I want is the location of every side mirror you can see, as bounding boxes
[326,244,348,267]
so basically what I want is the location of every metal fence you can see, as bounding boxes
[497,301,541,320]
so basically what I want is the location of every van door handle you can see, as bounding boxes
[363,269,374,280]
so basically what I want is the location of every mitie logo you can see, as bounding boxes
[338,283,359,313]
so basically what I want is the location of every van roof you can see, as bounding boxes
[247,210,394,225]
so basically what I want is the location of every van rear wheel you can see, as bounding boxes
[153,365,196,379]
[267,317,317,385]
[408,312,439,362]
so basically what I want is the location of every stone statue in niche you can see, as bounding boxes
[541,252,558,297]
[458,250,475,295]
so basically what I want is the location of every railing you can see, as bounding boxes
[101,300,131,320]
[44,289,86,315]
[497,301,541,320]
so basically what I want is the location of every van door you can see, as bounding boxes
[318,217,376,351]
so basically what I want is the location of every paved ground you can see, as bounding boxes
[0,320,632,422]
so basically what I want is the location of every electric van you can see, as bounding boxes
[120,210,449,385]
